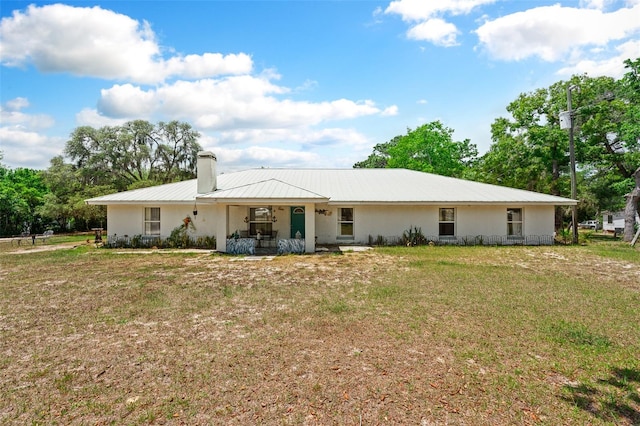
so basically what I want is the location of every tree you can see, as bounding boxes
[623,167,640,242]
[152,121,202,183]
[354,121,477,178]
[476,58,640,226]
[41,120,202,232]
[0,165,49,236]
[471,117,562,193]
[571,63,639,214]
[64,120,202,191]
[353,136,402,169]
[617,58,640,241]
[475,82,576,197]
[38,156,110,231]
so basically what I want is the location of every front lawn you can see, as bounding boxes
[1,241,638,424]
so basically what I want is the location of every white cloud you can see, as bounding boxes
[5,97,29,111]
[208,146,320,171]
[97,84,157,118]
[579,0,615,10]
[75,108,130,128]
[218,127,371,150]
[385,0,638,78]
[372,6,385,24]
[385,0,495,47]
[475,3,640,62]
[0,127,63,168]
[0,98,59,167]
[164,53,253,80]
[556,39,640,77]
[293,79,319,93]
[385,0,495,22]
[0,4,252,84]
[381,105,399,116]
[181,124,375,171]
[0,98,54,129]
[407,18,460,46]
[94,76,394,131]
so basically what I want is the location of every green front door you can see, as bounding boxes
[290,206,305,238]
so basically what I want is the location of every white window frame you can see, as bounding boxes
[439,208,456,237]
[507,208,523,237]
[338,207,354,239]
[144,207,161,236]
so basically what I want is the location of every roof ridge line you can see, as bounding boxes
[269,178,329,198]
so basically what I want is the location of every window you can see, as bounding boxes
[439,208,455,236]
[144,207,160,236]
[607,214,613,224]
[507,208,523,237]
[338,208,354,237]
[249,207,273,236]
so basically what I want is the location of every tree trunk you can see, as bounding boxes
[623,167,640,242]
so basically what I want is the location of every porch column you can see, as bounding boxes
[215,204,227,252]
[304,203,315,253]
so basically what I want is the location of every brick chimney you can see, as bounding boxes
[197,151,217,194]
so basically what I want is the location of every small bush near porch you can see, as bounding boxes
[1,240,638,424]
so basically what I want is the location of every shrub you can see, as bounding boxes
[402,226,426,246]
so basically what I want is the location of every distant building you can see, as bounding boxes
[603,211,639,235]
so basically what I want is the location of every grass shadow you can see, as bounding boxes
[562,367,640,424]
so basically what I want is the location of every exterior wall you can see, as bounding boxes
[106,202,557,249]
[228,205,247,236]
[524,205,556,236]
[315,204,555,245]
[106,204,216,239]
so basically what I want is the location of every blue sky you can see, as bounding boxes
[1,0,639,172]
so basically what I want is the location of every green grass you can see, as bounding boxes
[0,240,638,424]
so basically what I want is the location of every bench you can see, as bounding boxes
[10,230,54,246]
[35,230,54,243]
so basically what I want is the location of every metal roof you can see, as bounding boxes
[197,178,328,203]
[86,179,197,204]
[86,168,577,205]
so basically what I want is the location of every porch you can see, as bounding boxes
[214,203,316,255]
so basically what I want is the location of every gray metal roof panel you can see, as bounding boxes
[86,179,197,204]
[197,179,328,201]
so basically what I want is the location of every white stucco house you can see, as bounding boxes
[86,151,576,253]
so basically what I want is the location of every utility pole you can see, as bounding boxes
[560,87,615,244]
[566,84,580,244]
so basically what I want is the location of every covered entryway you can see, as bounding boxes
[196,177,325,254]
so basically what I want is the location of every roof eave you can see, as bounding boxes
[326,200,577,206]
[86,200,195,205]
